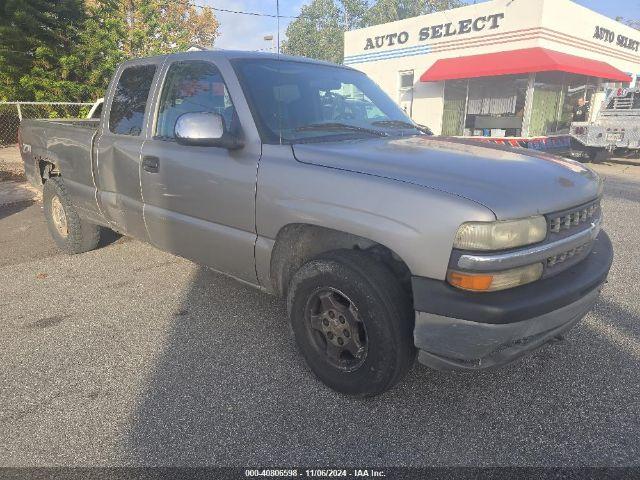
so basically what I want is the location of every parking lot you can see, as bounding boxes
[0,155,639,467]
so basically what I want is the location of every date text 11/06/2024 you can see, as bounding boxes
[244,469,386,477]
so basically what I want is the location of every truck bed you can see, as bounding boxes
[19,118,101,220]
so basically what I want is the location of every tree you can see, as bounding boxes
[0,0,220,101]
[282,0,463,64]
[75,0,128,96]
[122,0,219,58]
[282,0,368,64]
[77,0,219,98]
[0,0,87,101]
[364,0,462,25]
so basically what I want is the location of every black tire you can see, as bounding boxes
[43,177,101,254]
[587,147,610,164]
[287,249,416,397]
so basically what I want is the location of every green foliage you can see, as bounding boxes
[364,0,463,25]
[282,0,368,65]
[282,0,463,64]
[0,0,87,101]
[0,0,219,102]
[75,0,128,96]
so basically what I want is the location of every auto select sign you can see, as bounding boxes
[362,12,505,50]
[593,25,640,52]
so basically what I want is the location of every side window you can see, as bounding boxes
[156,61,237,140]
[109,64,157,136]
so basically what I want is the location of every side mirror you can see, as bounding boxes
[174,112,243,149]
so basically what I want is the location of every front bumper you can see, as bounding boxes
[413,231,613,370]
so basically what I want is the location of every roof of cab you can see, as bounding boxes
[119,49,352,70]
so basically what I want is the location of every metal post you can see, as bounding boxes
[16,102,22,121]
[521,73,535,138]
[461,79,470,136]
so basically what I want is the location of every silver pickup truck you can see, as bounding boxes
[19,51,613,396]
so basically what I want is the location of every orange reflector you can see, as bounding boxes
[447,271,494,292]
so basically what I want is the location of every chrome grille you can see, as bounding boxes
[549,202,600,234]
[546,243,590,267]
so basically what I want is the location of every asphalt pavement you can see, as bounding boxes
[0,162,638,467]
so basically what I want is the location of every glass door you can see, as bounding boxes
[441,80,467,136]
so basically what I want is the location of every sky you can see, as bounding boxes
[208,0,640,52]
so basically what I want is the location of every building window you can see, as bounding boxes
[399,70,415,90]
[529,72,597,136]
[441,73,606,138]
[442,75,527,137]
[465,75,527,137]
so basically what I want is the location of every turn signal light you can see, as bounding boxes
[447,271,494,291]
[447,263,543,292]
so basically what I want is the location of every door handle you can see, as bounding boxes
[142,155,159,173]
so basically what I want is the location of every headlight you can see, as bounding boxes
[447,263,543,292]
[453,216,547,251]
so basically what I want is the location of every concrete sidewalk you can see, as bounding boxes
[0,144,40,205]
[0,145,24,180]
[0,144,22,164]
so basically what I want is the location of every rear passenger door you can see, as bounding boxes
[95,61,160,240]
[139,59,261,283]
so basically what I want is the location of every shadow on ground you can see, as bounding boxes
[0,199,35,221]
[98,228,125,250]
[122,266,639,467]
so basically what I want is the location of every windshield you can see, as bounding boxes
[232,58,420,143]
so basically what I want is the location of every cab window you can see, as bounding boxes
[155,61,237,140]
[109,64,157,136]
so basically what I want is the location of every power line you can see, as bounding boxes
[179,0,302,19]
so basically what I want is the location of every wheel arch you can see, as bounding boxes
[269,223,413,299]
[36,152,62,185]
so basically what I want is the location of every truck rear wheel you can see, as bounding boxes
[43,177,101,254]
[587,147,610,164]
[287,249,416,396]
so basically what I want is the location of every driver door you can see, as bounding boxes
[140,59,260,283]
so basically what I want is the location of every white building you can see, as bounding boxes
[344,0,640,138]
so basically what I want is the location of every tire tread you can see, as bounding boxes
[43,177,101,254]
[287,249,416,396]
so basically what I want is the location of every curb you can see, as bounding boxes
[605,158,640,167]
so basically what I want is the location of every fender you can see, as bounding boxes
[255,144,496,285]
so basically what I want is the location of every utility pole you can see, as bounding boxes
[276,0,280,55]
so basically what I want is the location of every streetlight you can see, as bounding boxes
[264,34,274,53]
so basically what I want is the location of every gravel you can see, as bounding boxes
[0,162,638,467]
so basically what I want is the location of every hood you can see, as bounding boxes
[292,136,602,219]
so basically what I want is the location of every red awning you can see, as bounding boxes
[420,47,632,83]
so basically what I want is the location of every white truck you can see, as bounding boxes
[571,87,640,161]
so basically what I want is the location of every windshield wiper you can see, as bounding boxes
[295,122,388,137]
[371,120,416,129]
[372,120,432,135]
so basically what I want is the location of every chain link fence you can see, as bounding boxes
[0,102,94,146]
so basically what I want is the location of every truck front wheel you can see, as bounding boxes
[287,249,416,396]
[43,177,101,254]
